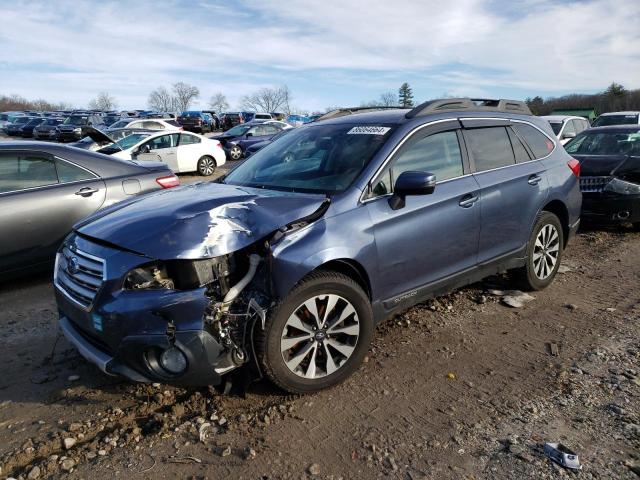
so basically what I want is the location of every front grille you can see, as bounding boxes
[580,176,611,193]
[55,246,105,309]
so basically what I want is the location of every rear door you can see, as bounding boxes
[365,122,481,302]
[0,151,105,273]
[462,121,549,264]
[176,133,205,172]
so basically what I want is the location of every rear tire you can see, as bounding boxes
[518,211,564,290]
[255,271,373,394]
[197,155,216,176]
[229,145,243,161]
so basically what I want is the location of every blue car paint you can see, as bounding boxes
[55,107,581,386]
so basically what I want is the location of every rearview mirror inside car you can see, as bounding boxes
[389,171,436,210]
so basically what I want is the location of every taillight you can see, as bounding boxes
[567,158,580,177]
[156,174,180,188]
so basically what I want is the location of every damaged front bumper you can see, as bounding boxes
[53,234,245,386]
[582,193,640,224]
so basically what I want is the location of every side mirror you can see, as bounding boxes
[562,131,576,140]
[246,132,253,137]
[388,171,436,210]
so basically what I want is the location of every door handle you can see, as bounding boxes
[528,174,542,186]
[75,187,98,197]
[459,194,479,208]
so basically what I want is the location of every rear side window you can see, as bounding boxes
[0,153,58,193]
[56,159,96,183]
[179,134,201,145]
[465,127,515,172]
[513,123,554,158]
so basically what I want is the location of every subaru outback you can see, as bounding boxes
[54,98,582,394]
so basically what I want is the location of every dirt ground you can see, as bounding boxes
[1,222,639,479]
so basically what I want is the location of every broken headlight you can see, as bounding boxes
[124,263,175,290]
[604,178,640,195]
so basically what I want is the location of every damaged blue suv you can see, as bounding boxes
[55,99,582,394]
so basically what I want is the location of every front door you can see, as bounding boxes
[365,122,481,304]
[0,151,106,273]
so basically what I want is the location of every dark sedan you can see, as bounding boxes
[243,127,293,158]
[213,122,286,160]
[19,117,46,138]
[33,117,65,140]
[566,125,640,229]
[5,116,36,136]
[0,142,180,277]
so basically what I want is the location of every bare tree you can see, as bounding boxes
[88,91,118,110]
[241,85,291,113]
[148,86,174,112]
[208,93,229,113]
[172,82,200,112]
[379,91,397,107]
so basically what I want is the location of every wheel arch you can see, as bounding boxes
[312,259,372,300]
[541,199,569,248]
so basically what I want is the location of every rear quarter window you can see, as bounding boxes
[512,123,554,159]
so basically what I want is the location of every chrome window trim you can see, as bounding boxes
[359,117,556,203]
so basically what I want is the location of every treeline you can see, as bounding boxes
[0,94,73,112]
[526,83,640,115]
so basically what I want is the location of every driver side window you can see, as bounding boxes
[370,130,463,197]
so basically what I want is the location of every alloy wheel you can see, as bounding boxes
[281,294,360,379]
[229,146,242,160]
[198,157,216,176]
[532,224,560,280]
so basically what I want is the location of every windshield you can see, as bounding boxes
[180,111,201,118]
[549,122,563,135]
[108,119,131,129]
[225,125,251,136]
[223,123,395,193]
[593,114,639,127]
[565,131,640,156]
[116,133,151,149]
[64,116,89,125]
[14,117,31,124]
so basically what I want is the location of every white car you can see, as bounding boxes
[107,117,182,132]
[592,111,640,127]
[541,115,591,145]
[96,130,226,176]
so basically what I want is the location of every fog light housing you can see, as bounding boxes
[159,347,187,374]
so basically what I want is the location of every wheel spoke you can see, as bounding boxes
[287,315,313,334]
[320,294,340,328]
[324,343,338,375]
[328,324,360,336]
[327,339,355,358]
[281,334,311,352]
[286,341,314,372]
[304,344,318,378]
[327,304,356,332]
[303,299,321,329]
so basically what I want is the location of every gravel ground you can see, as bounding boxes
[0,226,639,479]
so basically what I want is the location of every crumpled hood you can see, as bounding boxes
[573,155,638,176]
[76,182,327,259]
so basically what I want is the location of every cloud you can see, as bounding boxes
[0,0,638,109]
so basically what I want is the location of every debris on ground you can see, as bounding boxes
[544,442,582,470]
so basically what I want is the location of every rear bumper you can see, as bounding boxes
[582,193,640,224]
[567,218,580,245]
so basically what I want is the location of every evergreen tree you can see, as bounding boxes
[398,83,414,108]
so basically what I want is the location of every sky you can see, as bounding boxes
[0,0,639,112]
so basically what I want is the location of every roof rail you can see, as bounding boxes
[405,98,532,119]
[314,106,401,122]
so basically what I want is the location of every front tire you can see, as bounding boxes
[197,155,216,176]
[518,211,564,290]
[255,271,373,394]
